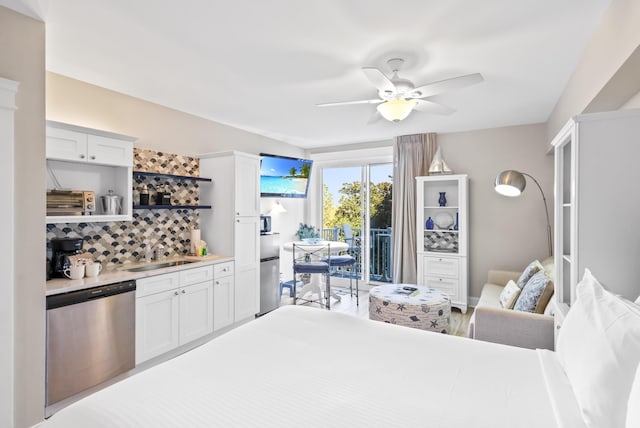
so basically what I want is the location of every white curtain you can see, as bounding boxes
[391,133,437,284]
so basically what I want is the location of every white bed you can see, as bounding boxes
[39,304,588,428]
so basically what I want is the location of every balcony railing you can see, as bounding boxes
[322,227,392,283]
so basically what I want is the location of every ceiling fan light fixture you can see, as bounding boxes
[376,99,417,122]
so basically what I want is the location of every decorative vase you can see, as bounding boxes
[426,217,434,230]
[438,192,447,207]
[454,212,459,231]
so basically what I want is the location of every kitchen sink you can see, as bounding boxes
[123,260,195,272]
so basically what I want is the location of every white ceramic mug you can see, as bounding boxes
[85,263,102,278]
[64,264,85,280]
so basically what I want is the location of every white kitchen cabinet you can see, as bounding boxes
[135,265,214,364]
[45,121,135,223]
[213,261,235,331]
[135,286,180,364]
[234,154,261,217]
[552,109,640,334]
[416,175,469,313]
[179,281,214,345]
[46,122,133,167]
[200,151,261,321]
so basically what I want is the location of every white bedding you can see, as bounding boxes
[39,305,580,428]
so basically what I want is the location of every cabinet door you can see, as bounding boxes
[87,135,133,166]
[179,281,214,345]
[235,265,259,321]
[213,274,234,331]
[46,127,88,162]
[135,289,180,365]
[235,216,260,269]
[234,155,260,216]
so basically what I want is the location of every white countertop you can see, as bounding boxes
[46,254,234,296]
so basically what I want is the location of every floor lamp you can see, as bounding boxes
[494,170,553,257]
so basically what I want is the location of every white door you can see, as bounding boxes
[87,135,133,166]
[135,290,180,364]
[213,274,234,331]
[179,282,214,345]
[46,127,88,162]
[233,216,259,319]
[234,155,260,216]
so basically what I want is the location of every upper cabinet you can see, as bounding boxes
[46,121,135,223]
[46,124,133,167]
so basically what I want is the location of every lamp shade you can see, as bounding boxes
[269,200,286,214]
[376,99,417,122]
[494,170,526,197]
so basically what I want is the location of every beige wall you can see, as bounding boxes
[437,124,552,301]
[547,0,640,138]
[46,72,305,158]
[0,5,46,428]
[622,89,640,109]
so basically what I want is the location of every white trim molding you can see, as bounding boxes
[0,77,18,428]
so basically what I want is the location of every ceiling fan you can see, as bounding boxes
[317,58,483,123]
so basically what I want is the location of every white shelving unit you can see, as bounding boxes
[45,121,135,224]
[416,174,469,313]
[552,109,640,341]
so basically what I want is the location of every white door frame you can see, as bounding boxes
[0,77,18,428]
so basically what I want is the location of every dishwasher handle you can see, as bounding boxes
[47,280,136,310]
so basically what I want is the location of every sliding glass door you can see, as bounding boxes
[322,163,393,284]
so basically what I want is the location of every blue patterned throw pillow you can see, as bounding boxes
[516,260,543,289]
[514,271,554,313]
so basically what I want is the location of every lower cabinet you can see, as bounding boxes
[136,266,214,365]
[417,254,468,314]
[213,262,235,331]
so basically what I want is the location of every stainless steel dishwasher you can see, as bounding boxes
[46,280,136,406]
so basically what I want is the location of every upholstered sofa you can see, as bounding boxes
[467,258,555,350]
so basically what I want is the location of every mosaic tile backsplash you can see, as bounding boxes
[47,149,203,267]
[134,148,199,176]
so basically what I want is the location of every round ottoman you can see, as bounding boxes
[369,284,451,333]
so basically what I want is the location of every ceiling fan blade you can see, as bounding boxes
[413,99,456,115]
[316,99,383,107]
[362,67,396,94]
[408,73,484,99]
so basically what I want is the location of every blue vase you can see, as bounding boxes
[453,212,459,231]
[426,217,434,230]
[438,192,447,207]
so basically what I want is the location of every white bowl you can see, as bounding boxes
[434,212,454,229]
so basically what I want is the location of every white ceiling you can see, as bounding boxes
[3,0,611,148]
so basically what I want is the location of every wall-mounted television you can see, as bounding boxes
[259,153,313,198]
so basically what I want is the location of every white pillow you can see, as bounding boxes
[498,279,521,309]
[556,269,640,428]
[628,363,640,428]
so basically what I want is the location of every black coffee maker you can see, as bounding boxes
[50,237,84,278]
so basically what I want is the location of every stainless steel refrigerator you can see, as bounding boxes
[259,232,280,315]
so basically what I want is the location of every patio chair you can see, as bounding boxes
[323,224,359,306]
[292,243,331,310]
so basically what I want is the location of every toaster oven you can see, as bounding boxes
[46,190,96,216]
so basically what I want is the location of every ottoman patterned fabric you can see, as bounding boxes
[369,284,451,333]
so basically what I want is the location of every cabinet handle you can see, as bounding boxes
[174,291,179,296]
[215,281,220,285]
[79,154,85,159]
[90,155,96,160]
[181,289,186,294]
[236,219,240,223]
[236,212,240,215]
